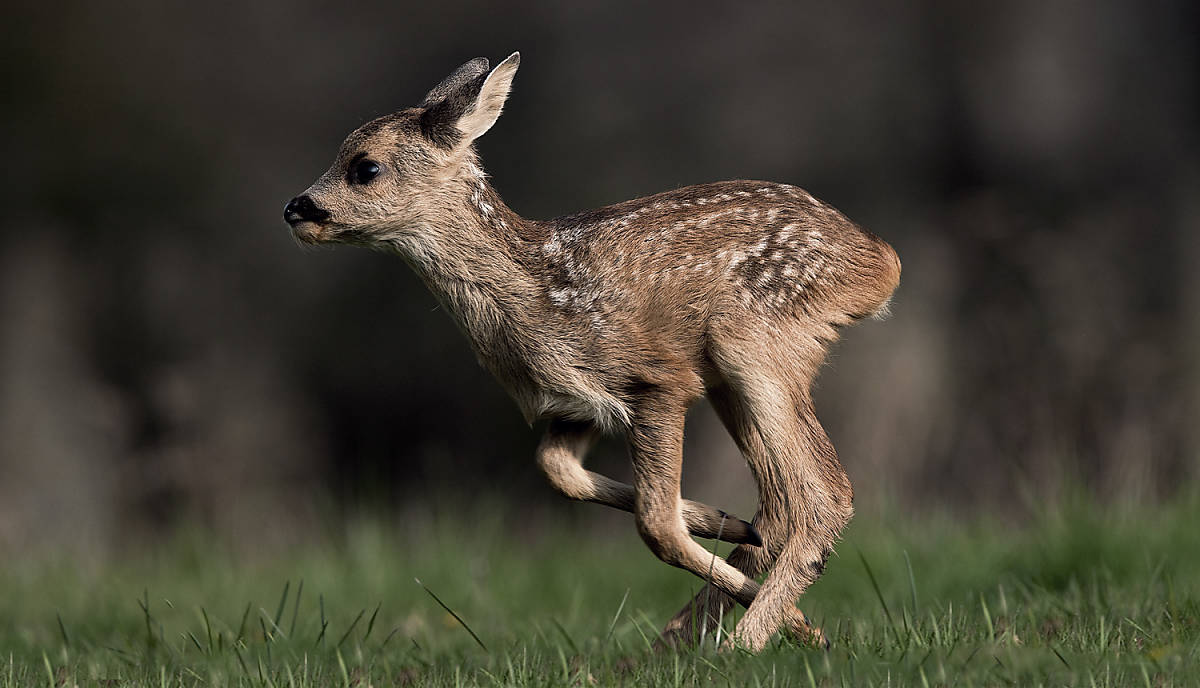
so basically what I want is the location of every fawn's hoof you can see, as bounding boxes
[718,514,763,547]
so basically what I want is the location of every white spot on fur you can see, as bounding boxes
[549,288,573,307]
[590,312,608,334]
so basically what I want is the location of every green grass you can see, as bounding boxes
[2,496,1199,686]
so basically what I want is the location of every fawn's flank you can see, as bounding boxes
[284,53,900,652]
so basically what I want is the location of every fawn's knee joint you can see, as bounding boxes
[635,514,689,567]
[537,458,590,500]
[535,438,593,500]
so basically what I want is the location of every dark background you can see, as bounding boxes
[2,0,1196,552]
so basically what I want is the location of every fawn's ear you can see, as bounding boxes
[420,53,520,148]
[420,57,490,108]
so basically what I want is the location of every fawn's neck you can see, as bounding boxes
[386,163,549,385]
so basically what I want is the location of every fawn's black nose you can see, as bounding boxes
[284,195,330,225]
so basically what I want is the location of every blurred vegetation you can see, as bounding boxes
[3,498,1199,685]
[1,0,1198,551]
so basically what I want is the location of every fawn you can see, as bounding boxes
[284,53,900,652]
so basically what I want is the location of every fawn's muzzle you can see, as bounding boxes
[284,195,330,226]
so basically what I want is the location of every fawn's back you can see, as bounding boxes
[536,179,899,329]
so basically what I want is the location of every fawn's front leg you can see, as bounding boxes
[625,398,765,605]
[536,419,761,546]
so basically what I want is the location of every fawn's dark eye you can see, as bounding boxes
[350,158,381,185]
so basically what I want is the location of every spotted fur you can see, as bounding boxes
[285,53,901,653]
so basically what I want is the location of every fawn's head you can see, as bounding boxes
[284,53,520,245]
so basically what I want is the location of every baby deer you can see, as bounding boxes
[284,53,900,652]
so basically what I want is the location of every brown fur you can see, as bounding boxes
[285,53,900,652]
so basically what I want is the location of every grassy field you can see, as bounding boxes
[2,496,1198,687]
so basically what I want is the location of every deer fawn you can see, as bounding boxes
[284,53,900,652]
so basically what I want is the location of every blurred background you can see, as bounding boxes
[1,0,1196,554]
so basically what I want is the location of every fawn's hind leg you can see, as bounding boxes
[731,387,851,651]
[729,372,852,651]
[658,384,825,649]
[686,319,853,652]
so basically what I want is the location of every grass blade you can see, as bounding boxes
[232,645,252,682]
[363,603,381,644]
[550,618,579,656]
[335,609,365,649]
[381,626,401,649]
[201,608,214,654]
[858,550,903,646]
[55,613,70,650]
[273,580,290,629]
[185,631,206,655]
[289,579,304,638]
[606,589,631,644]
[903,550,918,613]
[260,607,288,641]
[315,595,329,649]
[980,594,995,642]
[41,653,53,688]
[701,515,728,646]
[235,602,251,645]
[138,590,156,651]
[414,578,488,653]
